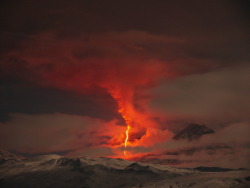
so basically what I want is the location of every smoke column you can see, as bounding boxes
[2,31,173,156]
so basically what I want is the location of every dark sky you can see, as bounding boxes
[0,0,249,168]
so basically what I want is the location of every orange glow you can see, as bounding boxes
[106,85,167,158]
[124,125,130,155]
[107,85,160,157]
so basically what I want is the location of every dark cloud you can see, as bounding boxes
[1,0,248,33]
[0,79,120,122]
[1,0,248,62]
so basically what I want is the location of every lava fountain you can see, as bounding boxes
[124,125,130,155]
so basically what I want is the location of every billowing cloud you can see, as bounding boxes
[0,31,213,155]
[132,121,250,168]
[149,64,250,131]
[0,113,119,155]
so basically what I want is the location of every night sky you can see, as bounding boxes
[0,0,249,168]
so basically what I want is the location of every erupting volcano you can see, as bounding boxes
[124,125,130,155]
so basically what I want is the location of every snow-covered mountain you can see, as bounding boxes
[0,151,249,188]
[173,123,215,141]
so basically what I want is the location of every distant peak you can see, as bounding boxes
[173,123,215,141]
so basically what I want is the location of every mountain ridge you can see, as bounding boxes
[0,150,249,188]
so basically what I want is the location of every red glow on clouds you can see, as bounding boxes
[1,31,180,157]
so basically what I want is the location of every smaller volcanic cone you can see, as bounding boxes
[173,123,215,141]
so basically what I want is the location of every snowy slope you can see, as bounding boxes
[0,152,249,188]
